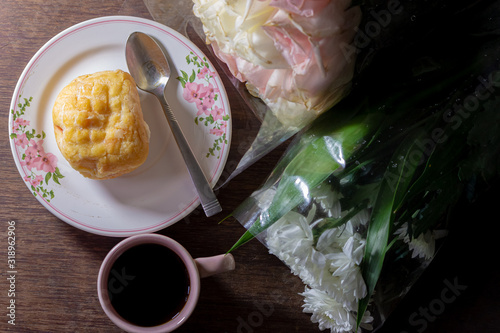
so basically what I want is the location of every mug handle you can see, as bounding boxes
[195,253,235,278]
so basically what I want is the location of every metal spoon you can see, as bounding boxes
[125,31,222,217]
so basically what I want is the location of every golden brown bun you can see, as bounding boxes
[52,69,150,180]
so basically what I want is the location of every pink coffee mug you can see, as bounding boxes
[97,233,235,332]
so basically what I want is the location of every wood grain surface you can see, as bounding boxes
[1,1,499,332]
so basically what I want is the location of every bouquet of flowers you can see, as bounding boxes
[145,0,500,331]
[220,1,499,331]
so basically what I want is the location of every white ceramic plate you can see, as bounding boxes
[9,16,231,237]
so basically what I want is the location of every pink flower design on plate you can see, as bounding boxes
[183,82,207,103]
[204,83,218,100]
[34,152,58,173]
[15,133,29,149]
[29,174,44,187]
[30,139,45,154]
[20,153,37,170]
[13,117,30,132]
[178,52,229,159]
[211,105,224,121]
[197,66,210,79]
[196,99,213,116]
[11,96,64,202]
[210,122,227,137]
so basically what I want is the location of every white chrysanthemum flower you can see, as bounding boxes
[394,223,448,260]
[327,237,367,302]
[267,204,373,331]
[316,220,355,251]
[301,287,373,333]
[349,209,370,228]
[268,208,368,308]
[312,183,342,218]
[267,206,344,299]
[316,231,367,307]
[267,205,317,272]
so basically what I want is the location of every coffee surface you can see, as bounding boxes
[108,243,190,327]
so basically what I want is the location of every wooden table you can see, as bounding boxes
[1,1,499,332]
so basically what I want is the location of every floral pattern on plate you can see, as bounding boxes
[177,52,230,159]
[10,96,64,202]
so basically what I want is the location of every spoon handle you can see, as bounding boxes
[158,95,222,217]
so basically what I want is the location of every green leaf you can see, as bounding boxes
[312,200,368,243]
[357,132,426,328]
[45,172,52,185]
[189,70,196,83]
[54,167,64,178]
[52,175,61,185]
[181,70,189,82]
[223,115,230,121]
[10,133,17,139]
[227,230,255,253]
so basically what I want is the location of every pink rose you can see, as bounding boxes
[194,0,361,127]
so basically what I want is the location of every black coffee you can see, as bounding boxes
[107,243,190,327]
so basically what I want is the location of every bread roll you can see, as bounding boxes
[52,69,150,179]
